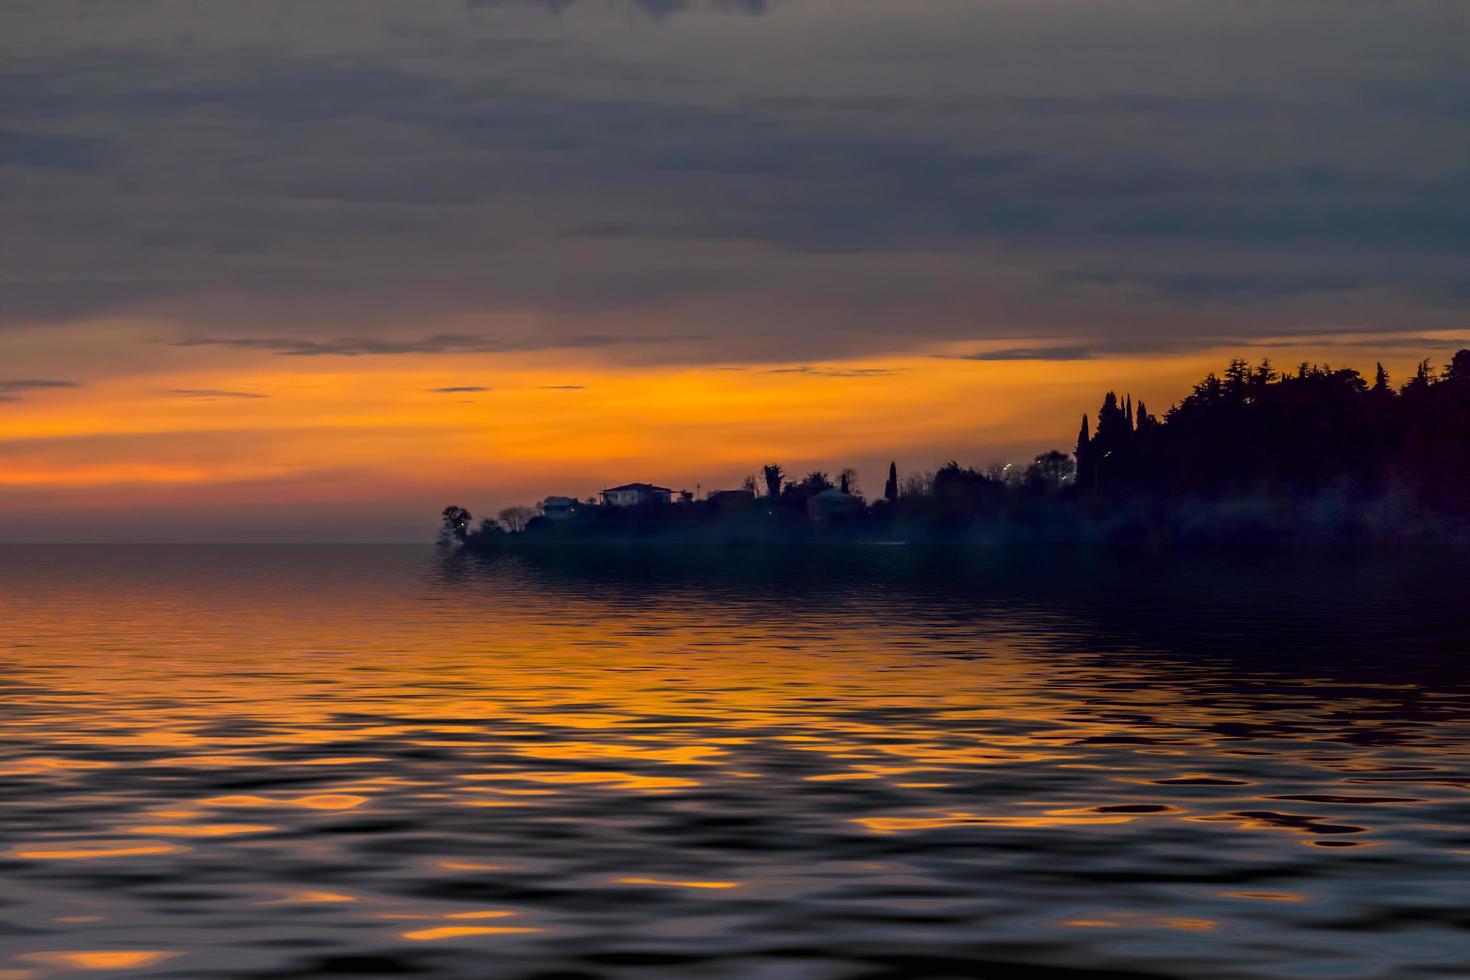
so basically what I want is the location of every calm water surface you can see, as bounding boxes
[1,545,1468,979]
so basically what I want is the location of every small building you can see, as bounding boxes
[708,488,755,506]
[600,482,673,508]
[807,487,864,521]
[541,496,579,521]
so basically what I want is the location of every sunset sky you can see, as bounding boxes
[2,0,1466,541]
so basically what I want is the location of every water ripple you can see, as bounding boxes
[0,544,1467,979]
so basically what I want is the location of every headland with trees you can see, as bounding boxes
[441,350,1470,551]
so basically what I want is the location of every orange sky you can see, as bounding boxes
[0,320,1459,541]
[3,2,1466,541]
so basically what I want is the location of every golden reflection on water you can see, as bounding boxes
[125,824,276,837]
[1060,915,1219,932]
[262,890,358,905]
[855,812,1140,833]
[6,843,186,861]
[443,910,518,919]
[461,771,702,791]
[400,926,543,941]
[0,758,116,776]
[17,952,177,971]
[435,860,506,871]
[615,878,743,889]
[198,793,369,810]
[1,546,1468,978]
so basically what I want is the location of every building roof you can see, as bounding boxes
[603,483,673,494]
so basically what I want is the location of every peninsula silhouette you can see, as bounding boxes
[442,351,1470,549]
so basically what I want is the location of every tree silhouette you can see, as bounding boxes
[900,470,934,498]
[440,506,472,546]
[1061,351,1470,511]
[1025,450,1075,493]
[800,471,833,494]
[762,464,784,499]
[1447,350,1470,385]
[440,348,1470,549]
[1372,362,1391,396]
[498,505,536,533]
[1075,415,1092,487]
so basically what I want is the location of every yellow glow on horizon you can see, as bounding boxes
[1,330,1460,520]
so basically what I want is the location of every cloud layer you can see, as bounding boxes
[0,379,80,402]
[0,0,1463,367]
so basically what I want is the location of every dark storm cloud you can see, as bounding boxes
[0,0,1466,359]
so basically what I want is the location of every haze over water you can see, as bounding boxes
[1,545,1468,978]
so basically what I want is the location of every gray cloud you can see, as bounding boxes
[943,347,1100,362]
[172,334,488,357]
[0,128,112,173]
[1330,336,1470,350]
[167,388,268,399]
[0,379,81,402]
[538,384,585,389]
[428,385,491,393]
[0,0,1465,362]
[941,329,1470,363]
[764,366,897,377]
[467,0,769,17]
[171,334,693,357]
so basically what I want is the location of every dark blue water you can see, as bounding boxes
[1,545,1467,978]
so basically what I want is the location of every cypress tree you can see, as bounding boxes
[1372,362,1391,394]
[884,462,899,503]
[1075,414,1092,488]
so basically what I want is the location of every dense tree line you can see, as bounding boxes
[1076,351,1470,510]
[442,350,1470,547]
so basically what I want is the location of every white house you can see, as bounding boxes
[600,483,673,507]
